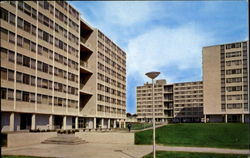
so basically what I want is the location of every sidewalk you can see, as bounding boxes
[2,143,249,158]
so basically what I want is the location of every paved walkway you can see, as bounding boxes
[2,143,249,158]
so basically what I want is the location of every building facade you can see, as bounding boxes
[203,41,249,123]
[136,80,203,123]
[1,1,126,132]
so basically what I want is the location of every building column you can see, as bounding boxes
[93,117,96,129]
[242,114,245,123]
[101,118,104,128]
[204,115,206,123]
[49,115,53,130]
[119,120,122,128]
[123,120,126,128]
[108,119,110,129]
[63,116,67,130]
[75,117,78,129]
[31,114,36,130]
[113,120,116,128]
[225,114,228,123]
[10,112,15,131]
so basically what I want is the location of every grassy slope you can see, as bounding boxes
[142,151,248,158]
[135,123,249,149]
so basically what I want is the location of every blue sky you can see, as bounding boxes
[69,1,248,114]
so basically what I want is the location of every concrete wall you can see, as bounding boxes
[75,132,134,144]
[7,132,57,147]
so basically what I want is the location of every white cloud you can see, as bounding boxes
[126,23,214,84]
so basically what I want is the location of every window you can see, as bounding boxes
[37,78,42,87]
[30,59,36,69]
[23,56,30,67]
[1,47,7,60]
[8,89,14,100]
[30,42,36,52]
[8,69,14,81]
[31,76,36,86]
[16,90,22,101]
[23,38,30,50]
[1,88,7,99]
[9,31,15,44]
[1,68,7,80]
[22,91,29,102]
[23,74,30,85]
[16,72,22,83]
[37,94,41,104]
[30,93,35,102]
[17,17,24,29]
[0,28,8,41]
[9,12,15,25]
[24,21,31,33]
[0,8,8,22]
[17,35,23,47]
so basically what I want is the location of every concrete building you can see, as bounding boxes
[1,1,126,132]
[203,41,249,123]
[136,80,203,123]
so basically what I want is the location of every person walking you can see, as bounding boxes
[127,123,132,132]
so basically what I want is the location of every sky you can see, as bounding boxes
[69,1,248,114]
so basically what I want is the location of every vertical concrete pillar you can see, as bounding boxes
[75,117,78,129]
[63,116,67,130]
[31,114,36,130]
[242,114,245,123]
[113,120,116,128]
[119,120,122,128]
[123,120,126,128]
[204,115,206,123]
[93,117,96,129]
[101,118,104,128]
[49,115,53,130]
[225,114,228,123]
[10,112,15,131]
[108,119,110,129]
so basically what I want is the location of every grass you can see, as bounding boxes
[131,123,153,130]
[142,151,248,158]
[135,123,249,149]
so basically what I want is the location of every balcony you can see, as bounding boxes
[80,60,92,74]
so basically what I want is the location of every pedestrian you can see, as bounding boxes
[127,123,132,132]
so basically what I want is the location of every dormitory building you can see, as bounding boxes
[137,41,249,123]
[1,1,126,132]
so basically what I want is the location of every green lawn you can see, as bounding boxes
[135,123,249,149]
[131,123,153,130]
[142,151,248,158]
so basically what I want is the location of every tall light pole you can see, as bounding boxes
[145,71,160,158]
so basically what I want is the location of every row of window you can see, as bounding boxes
[225,69,242,75]
[226,86,242,92]
[226,60,242,66]
[175,99,203,103]
[174,86,203,90]
[1,8,16,25]
[227,103,242,109]
[97,83,125,98]
[226,77,242,83]
[225,43,241,49]
[98,52,126,74]
[97,73,126,90]
[98,31,126,58]
[97,44,126,66]
[97,62,126,81]
[97,104,126,114]
[226,51,241,58]
[97,94,125,106]
[1,48,79,83]
[1,87,78,108]
[174,95,203,99]
[1,67,78,95]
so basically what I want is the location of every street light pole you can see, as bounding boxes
[145,72,160,158]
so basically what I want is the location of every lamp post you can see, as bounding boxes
[145,71,160,158]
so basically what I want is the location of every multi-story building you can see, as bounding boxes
[1,1,126,132]
[136,80,203,123]
[203,41,249,123]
